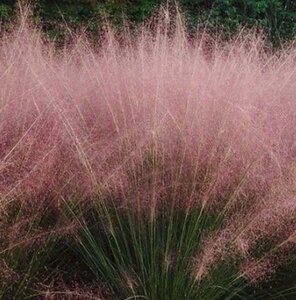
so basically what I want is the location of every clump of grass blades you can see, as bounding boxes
[68,194,295,300]
[68,201,232,299]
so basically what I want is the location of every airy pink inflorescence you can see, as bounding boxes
[0,11,295,283]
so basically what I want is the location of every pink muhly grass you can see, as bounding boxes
[0,7,295,286]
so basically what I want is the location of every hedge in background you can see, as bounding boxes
[1,1,296,45]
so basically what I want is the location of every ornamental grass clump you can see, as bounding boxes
[0,6,295,299]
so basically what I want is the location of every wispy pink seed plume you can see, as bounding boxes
[0,9,295,282]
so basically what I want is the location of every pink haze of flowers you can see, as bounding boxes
[0,10,295,282]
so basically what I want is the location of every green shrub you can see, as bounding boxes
[1,1,295,45]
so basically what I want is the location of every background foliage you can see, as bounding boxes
[0,1,296,44]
